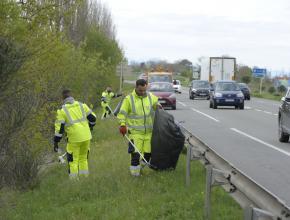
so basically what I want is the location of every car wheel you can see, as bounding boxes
[207,96,210,100]
[172,105,176,110]
[248,96,251,100]
[235,105,239,109]
[239,103,244,110]
[209,101,213,108]
[189,92,193,99]
[279,117,289,142]
[213,101,217,109]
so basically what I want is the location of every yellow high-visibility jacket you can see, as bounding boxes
[101,91,115,107]
[55,97,96,143]
[117,89,159,135]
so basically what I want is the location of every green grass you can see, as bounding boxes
[123,72,139,81]
[252,92,282,101]
[174,75,191,86]
[0,85,243,220]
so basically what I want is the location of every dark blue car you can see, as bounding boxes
[209,81,245,109]
[238,83,251,100]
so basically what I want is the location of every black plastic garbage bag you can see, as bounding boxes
[150,108,185,170]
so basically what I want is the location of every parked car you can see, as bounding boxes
[209,80,244,109]
[189,80,211,100]
[147,82,176,110]
[278,87,290,142]
[173,79,181,93]
[238,83,251,100]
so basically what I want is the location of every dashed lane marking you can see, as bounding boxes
[178,101,187,107]
[191,108,220,123]
[231,128,290,157]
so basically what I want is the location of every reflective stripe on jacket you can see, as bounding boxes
[55,98,95,143]
[117,89,159,135]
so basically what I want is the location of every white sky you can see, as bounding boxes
[102,0,290,71]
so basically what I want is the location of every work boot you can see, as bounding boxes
[129,165,141,176]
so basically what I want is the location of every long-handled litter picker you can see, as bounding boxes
[107,105,155,168]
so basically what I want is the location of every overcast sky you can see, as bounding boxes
[102,0,290,72]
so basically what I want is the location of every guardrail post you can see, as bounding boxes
[205,165,213,220]
[205,166,230,220]
[186,144,192,186]
[244,206,275,220]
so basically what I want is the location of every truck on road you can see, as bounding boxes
[200,57,236,83]
[147,71,173,84]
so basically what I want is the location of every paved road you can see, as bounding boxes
[171,87,290,208]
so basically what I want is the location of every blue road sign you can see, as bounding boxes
[253,68,267,77]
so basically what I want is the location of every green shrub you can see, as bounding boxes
[268,86,276,94]
[0,0,122,189]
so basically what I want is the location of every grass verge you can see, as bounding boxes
[252,92,282,101]
[0,86,243,220]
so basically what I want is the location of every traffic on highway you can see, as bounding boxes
[170,83,290,214]
[137,66,290,217]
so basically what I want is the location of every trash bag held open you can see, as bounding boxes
[150,108,185,170]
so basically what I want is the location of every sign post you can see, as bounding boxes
[252,68,267,94]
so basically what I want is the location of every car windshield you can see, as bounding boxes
[192,81,210,88]
[239,83,248,89]
[215,82,240,91]
[149,75,171,83]
[148,83,174,92]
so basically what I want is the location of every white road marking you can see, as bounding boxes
[178,101,187,107]
[256,99,280,107]
[191,108,220,122]
[254,109,277,116]
[263,111,272,114]
[245,106,252,110]
[231,128,290,157]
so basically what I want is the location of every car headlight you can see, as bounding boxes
[192,88,196,92]
[214,92,222,98]
[169,93,176,99]
[237,92,244,98]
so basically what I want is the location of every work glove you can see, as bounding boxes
[105,106,111,114]
[119,126,127,136]
[53,142,59,153]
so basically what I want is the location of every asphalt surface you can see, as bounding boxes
[170,87,290,208]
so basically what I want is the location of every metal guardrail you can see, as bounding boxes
[179,123,290,220]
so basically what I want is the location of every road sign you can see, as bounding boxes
[252,68,267,78]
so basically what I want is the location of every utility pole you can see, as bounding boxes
[259,77,264,94]
[119,60,124,93]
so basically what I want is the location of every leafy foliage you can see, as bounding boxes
[268,86,275,94]
[0,0,122,189]
[278,85,287,94]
